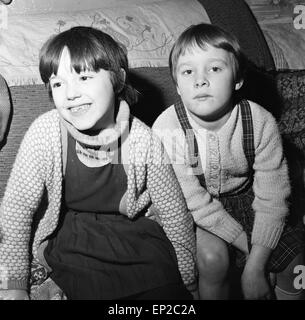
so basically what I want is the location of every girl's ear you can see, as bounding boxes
[120,68,126,84]
[235,78,244,91]
[115,68,126,94]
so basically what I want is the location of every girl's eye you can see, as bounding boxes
[80,76,89,81]
[51,82,62,89]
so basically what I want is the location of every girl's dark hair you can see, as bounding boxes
[169,23,246,85]
[39,26,138,105]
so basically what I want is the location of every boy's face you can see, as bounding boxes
[175,44,243,126]
[50,47,116,131]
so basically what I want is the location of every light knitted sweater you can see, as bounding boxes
[0,107,196,291]
[153,100,290,248]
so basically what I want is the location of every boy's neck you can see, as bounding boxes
[186,106,233,132]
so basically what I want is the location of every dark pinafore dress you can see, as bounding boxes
[175,99,305,273]
[44,131,191,300]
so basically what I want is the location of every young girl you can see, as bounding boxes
[0,26,196,300]
[153,23,305,300]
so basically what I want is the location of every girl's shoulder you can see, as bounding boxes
[29,109,60,131]
[130,116,153,140]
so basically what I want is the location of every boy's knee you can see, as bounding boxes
[197,245,229,277]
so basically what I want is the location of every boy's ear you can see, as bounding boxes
[235,78,244,91]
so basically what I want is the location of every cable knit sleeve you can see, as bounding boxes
[251,103,290,249]
[146,132,197,289]
[153,107,244,243]
[0,116,48,290]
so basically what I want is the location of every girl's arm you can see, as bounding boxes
[147,134,197,290]
[0,117,47,292]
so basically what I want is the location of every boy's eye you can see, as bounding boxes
[182,69,193,75]
[209,66,221,72]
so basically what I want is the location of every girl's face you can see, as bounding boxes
[176,44,243,129]
[50,47,116,131]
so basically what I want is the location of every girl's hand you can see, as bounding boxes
[0,289,29,300]
[241,267,272,300]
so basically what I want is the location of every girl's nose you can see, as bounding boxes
[66,82,81,100]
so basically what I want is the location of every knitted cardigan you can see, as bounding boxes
[0,108,196,291]
[153,100,290,249]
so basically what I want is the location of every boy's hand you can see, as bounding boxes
[241,244,273,300]
[0,289,29,300]
[241,267,272,300]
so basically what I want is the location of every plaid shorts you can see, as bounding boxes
[221,185,305,273]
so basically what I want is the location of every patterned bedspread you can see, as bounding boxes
[0,0,210,86]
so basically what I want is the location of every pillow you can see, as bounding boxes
[275,69,305,224]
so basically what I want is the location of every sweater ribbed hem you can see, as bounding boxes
[251,220,285,249]
[0,279,27,290]
[202,212,243,243]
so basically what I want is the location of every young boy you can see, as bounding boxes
[153,23,305,300]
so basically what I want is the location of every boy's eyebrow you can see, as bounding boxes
[177,58,228,68]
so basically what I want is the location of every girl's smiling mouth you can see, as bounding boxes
[68,103,91,114]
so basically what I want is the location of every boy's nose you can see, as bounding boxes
[195,77,209,88]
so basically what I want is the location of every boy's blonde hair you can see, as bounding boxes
[169,23,245,85]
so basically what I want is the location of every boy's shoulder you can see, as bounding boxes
[152,104,180,130]
[242,100,277,127]
[246,100,275,119]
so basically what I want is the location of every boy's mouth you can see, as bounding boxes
[193,94,211,100]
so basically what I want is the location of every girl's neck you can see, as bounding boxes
[62,100,130,147]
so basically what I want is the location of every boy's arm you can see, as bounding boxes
[152,118,244,245]
[251,106,290,249]
[0,118,46,291]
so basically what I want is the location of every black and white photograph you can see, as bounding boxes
[0,0,304,310]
